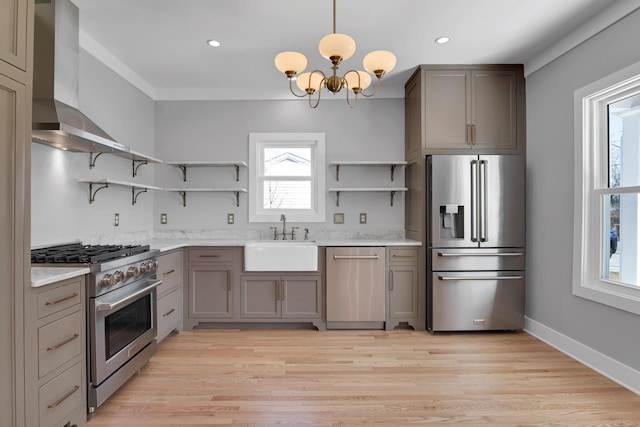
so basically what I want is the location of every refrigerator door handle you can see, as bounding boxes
[437,251,524,257]
[470,159,478,242]
[479,159,488,242]
[438,275,524,281]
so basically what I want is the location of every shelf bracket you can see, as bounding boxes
[234,164,240,182]
[88,183,109,204]
[178,165,187,181]
[390,190,396,207]
[390,165,396,181]
[132,187,148,205]
[335,191,341,207]
[89,152,105,169]
[234,191,240,207]
[335,164,340,181]
[178,191,187,207]
[133,159,148,177]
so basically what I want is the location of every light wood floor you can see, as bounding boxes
[86,329,640,426]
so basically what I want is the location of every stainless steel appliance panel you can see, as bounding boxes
[429,155,524,248]
[431,248,525,271]
[326,247,386,323]
[431,271,524,331]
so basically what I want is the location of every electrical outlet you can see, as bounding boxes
[160,213,168,224]
[333,213,344,224]
[227,213,235,224]
[114,213,120,226]
[359,213,367,224]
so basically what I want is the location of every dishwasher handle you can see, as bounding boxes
[332,255,380,260]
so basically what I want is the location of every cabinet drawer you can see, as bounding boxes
[188,248,234,263]
[39,311,83,379]
[39,362,83,427]
[157,288,182,340]
[157,250,183,296]
[388,248,418,263]
[37,280,82,319]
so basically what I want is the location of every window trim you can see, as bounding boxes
[249,132,325,223]
[573,60,640,315]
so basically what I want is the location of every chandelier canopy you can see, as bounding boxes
[274,0,396,108]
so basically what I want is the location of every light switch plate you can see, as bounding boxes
[114,213,120,226]
[160,213,168,224]
[227,213,235,224]
[333,213,344,224]
[359,213,367,224]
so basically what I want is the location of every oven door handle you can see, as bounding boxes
[96,279,162,312]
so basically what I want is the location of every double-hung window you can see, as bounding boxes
[249,133,325,223]
[574,61,640,314]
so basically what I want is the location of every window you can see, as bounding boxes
[249,133,325,223]
[573,61,640,314]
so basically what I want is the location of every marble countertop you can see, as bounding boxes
[144,238,421,253]
[31,266,90,288]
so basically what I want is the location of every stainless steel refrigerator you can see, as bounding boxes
[427,155,525,332]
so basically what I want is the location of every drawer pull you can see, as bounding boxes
[47,334,80,352]
[333,255,379,260]
[163,269,176,275]
[47,385,79,409]
[392,254,414,258]
[45,293,79,306]
[163,308,176,317]
[199,254,220,258]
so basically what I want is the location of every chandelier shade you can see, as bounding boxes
[274,51,308,77]
[274,0,395,108]
[318,33,356,63]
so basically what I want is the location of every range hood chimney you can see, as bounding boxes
[32,0,128,153]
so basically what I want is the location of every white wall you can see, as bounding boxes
[31,49,156,246]
[152,99,405,233]
[526,8,640,370]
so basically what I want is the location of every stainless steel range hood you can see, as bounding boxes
[32,0,128,153]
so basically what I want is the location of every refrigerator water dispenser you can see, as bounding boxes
[439,204,464,239]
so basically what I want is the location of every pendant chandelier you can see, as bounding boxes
[274,0,396,108]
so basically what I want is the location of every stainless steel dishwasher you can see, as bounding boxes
[326,247,386,329]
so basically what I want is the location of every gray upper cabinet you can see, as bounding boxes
[0,0,29,72]
[405,65,525,159]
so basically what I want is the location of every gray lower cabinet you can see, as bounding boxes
[240,275,323,319]
[25,276,87,427]
[386,247,423,331]
[156,249,183,343]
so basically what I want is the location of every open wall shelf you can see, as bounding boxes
[164,187,248,207]
[77,178,163,205]
[164,161,247,182]
[328,187,408,207]
[89,149,163,177]
[328,161,407,181]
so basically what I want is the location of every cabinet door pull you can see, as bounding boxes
[163,269,176,275]
[466,124,471,145]
[227,271,231,291]
[45,293,79,306]
[281,280,286,301]
[163,308,176,317]
[390,271,395,290]
[275,280,280,301]
[472,124,477,145]
[47,333,80,352]
[47,385,80,409]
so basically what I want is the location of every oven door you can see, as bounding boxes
[90,278,161,385]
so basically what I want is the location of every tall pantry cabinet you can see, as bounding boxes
[0,0,33,425]
[404,65,525,329]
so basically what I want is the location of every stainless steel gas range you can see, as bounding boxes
[31,243,162,413]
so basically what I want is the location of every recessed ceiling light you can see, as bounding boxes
[435,36,450,44]
[207,39,221,47]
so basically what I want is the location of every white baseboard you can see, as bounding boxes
[524,317,640,395]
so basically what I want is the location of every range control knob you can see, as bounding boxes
[139,262,149,274]
[113,271,124,283]
[100,273,117,287]
[126,266,139,278]
[149,260,158,271]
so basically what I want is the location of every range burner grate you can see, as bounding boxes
[31,243,150,264]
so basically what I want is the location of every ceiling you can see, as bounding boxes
[71,0,627,101]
